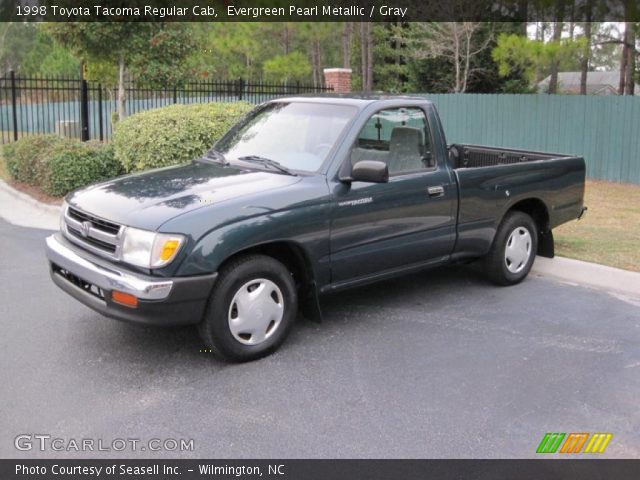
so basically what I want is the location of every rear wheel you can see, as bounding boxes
[198,255,298,362]
[485,211,538,286]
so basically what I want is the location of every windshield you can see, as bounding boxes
[215,102,357,173]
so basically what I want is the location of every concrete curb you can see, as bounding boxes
[532,256,640,298]
[0,180,61,215]
[0,179,60,230]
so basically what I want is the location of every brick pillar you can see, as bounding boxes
[323,68,352,93]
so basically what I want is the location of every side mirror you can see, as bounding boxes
[350,160,389,183]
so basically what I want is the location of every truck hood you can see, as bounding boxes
[66,161,302,231]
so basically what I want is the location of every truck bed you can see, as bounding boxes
[448,143,586,259]
[449,144,568,169]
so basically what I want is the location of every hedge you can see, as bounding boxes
[2,136,122,197]
[2,101,254,196]
[3,135,66,185]
[42,142,123,197]
[112,102,254,173]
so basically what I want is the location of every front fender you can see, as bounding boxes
[175,204,332,286]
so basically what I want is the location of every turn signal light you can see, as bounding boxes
[160,240,181,261]
[112,291,138,308]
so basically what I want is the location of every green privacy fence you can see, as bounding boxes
[420,94,640,185]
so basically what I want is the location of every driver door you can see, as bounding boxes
[330,107,456,284]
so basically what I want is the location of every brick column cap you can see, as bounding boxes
[323,68,353,74]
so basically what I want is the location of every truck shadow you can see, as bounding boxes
[83,263,489,371]
[318,263,488,321]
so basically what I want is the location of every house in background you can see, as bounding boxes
[537,71,638,95]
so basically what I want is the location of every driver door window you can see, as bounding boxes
[350,107,433,175]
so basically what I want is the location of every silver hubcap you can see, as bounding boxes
[505,226,532,274]
[228,278,284,346]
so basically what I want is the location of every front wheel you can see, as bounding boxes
[198,255,298,362]
[485,211,538,286]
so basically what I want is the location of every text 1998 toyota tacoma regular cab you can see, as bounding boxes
[45,96,586,361]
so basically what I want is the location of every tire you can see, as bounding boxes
[198,254,298,362]
[485,211,538,286]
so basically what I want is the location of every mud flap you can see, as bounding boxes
[300,281,323,323]
[538,229,555,258]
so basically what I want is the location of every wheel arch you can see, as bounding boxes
[505,197,554,258]
[217,240,323,322]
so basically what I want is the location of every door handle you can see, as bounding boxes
[427,185,445,197]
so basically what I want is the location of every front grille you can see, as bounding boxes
[63,206,123,259]
[67,226,118,253]
[68,207,120,235]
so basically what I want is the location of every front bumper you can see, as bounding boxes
[45,233,217,326]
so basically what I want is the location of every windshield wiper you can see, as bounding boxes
[201,149,229,165]
[238,155,297,176]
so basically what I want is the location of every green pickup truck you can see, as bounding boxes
[45,96,586,361]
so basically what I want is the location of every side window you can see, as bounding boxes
[350,107,433,175]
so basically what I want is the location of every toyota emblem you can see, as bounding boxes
[80,221,91,238]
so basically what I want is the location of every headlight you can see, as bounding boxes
[121,227,185,269]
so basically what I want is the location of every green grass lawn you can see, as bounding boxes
[555,180,640,272]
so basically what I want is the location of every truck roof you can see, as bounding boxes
[269,93,433,108]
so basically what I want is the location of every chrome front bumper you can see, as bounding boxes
[45,233,218,326]
[45,233,173,300]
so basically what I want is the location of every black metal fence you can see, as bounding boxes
[0,72,333,144]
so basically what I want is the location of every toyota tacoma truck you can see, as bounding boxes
[45,96,586,362]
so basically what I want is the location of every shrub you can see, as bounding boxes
[3,135,66,185]
[41,141,123,197]
[2,135,123,197]
[112,101,254,172]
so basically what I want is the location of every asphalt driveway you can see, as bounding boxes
[1,220,639,458]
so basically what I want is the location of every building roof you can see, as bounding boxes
[537,71,638,95]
